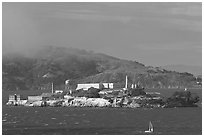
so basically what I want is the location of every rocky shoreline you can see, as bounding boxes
[6,93,164,108]
[6,87,199,108]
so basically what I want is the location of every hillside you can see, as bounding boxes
[161,65,202,76]
[2,46,198,90]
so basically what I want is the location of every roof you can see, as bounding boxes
[41,93,53,98]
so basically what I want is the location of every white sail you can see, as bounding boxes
[145,121,153,133]
[149,121,153,132]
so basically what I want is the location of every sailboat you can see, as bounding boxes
[145,121,154,133]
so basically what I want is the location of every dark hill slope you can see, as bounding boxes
[3,46,197,90]
[161,65,202,76]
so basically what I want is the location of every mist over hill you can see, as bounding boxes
[2,46,198,90]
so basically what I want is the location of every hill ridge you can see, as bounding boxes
[3,46,198,90]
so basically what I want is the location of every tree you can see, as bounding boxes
[128,88,146,97]
[165,91,199,107]
[85,87,100,98]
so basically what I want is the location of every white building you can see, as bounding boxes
[28,96,42,102]
[55,90,63,94]
[9,94,20,102]
[76,83,114,90]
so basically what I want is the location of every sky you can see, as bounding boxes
[2,2,202,67]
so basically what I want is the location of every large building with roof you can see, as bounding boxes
[76,83,114,90]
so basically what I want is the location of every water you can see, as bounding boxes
[2,106,202,135]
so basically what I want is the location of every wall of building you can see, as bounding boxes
[76,83,99,90]
[28,96,42,102]
[102,83,114,89]
[9,94,20,101]
[76,83,114,90]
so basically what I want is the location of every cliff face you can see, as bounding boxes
[3,46,196,90]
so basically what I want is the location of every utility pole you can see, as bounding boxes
[51,82,54,93]
[133,73,136,88]
[125,75,128,89]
